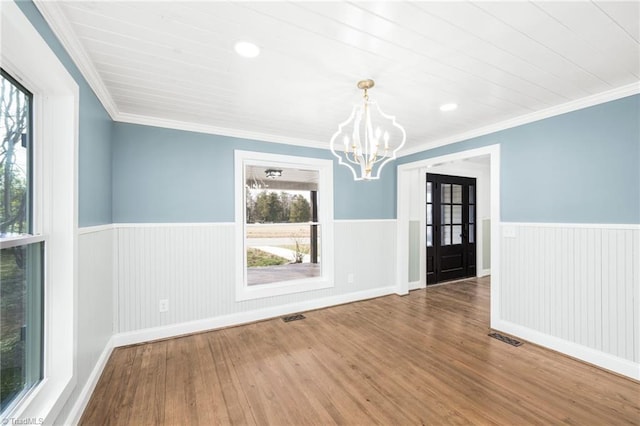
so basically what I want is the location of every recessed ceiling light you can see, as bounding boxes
[234,41,260,58]
[440,103,458,112]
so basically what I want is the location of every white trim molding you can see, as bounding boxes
[77,224,114,235]
[61,337,115,425]
[399,82,640,157]
[114,222,235,228]
[334,219,397,223]
[502,222,640,230]
[116,112,329,151]
[234,150,335,302]
[494,319,640,380]
[113,286,396,347]
[33,0,118,120]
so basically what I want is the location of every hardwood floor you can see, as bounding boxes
[81,277,640,425]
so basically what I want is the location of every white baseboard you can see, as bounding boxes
[408,282,426,291]
[113,286,397,347]
[63,336,115,425]
[493,319,640,380]
[479,269,491,277]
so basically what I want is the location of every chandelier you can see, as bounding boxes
[330,79,406,180]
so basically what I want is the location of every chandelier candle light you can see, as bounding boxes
[330,79,406,181]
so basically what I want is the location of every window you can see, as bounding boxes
[0,69,43,415]
[235,151,334,301]
[2,2,78,420]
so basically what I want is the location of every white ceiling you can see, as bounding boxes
[36,1,640,155]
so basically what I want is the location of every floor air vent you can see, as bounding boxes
[282,314,305,323]
[488,332,523,347]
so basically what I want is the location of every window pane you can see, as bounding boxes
[246,190,315,224]
[1,71,39,415]
[441,205,451,224]
[441,184,451,203]
[469,185,475,204]
[441,226,451,246]
[426,226,433,247]
[426,182,432,203]
[452,205,462,224]
[246,223,321,285]
[452,225,462,244]
[452,184,462,203]
[469,205,475,224]
[426,204,432,225]
[1,72,32,236]
[1,241,43,412]
[469,224,475,243]
[242,158,327,297]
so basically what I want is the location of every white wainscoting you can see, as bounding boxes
[498,222,640,379]
[113,220,397,341]
[56,226,115,425]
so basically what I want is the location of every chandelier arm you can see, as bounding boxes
[344,151,362,165]
[368,147,391,165]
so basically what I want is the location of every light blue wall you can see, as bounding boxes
[16,0,113,226]
[112,123,395,222]
[399,94,640,224]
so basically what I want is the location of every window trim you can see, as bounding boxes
[234,150,334,301]
[1,2,78,423]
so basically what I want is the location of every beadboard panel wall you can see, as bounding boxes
[114,220,396,334]
[500,223,640,370]
[56,227,115,424]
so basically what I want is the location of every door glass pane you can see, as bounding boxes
[452,205,462,224]
[441,184,451,203]
[469,224,475,243]
[452,184,462,203]
[469,185,475,204]
[452,225,462,244]
[426,204,432,225]
[441,226,451,246]
[426,182,432,203]
[426,226,433,247]
[469,205,475,223]
[441,205,451,224]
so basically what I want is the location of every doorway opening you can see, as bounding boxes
[395,144,500,327]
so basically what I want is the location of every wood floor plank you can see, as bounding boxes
[126,341,167,425]
[81,277,640,425]
[163,337,200,425]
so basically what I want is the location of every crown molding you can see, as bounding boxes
[26,1,640,157]
[399,82,640,158]
[114,112,331,151]
[33,0,118,119]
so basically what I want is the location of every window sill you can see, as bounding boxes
[4,374,74,424]
[236,277,334,301]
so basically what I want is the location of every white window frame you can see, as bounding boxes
[234,150,334,301]
[1,2,78,423]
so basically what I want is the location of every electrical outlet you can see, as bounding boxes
[347,273,355,284]
[159,299,169,313]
